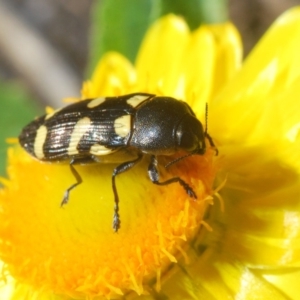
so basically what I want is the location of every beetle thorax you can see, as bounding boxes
[128,97,204,155]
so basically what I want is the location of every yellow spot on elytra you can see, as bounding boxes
[67,117,91,155]
[34,125,47,159]
[127,94,151,108]
[114,115,131,138]
[87,97,105,108]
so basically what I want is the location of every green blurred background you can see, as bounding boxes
[0,0,299,178]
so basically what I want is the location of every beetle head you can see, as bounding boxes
[176,114,206,155]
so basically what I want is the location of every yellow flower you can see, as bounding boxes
[1,6,300,300]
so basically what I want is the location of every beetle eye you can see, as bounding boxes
[176,115,205,153]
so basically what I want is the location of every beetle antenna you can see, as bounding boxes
[165,153,191,169]
[165,150,198,169]
[205,103,219,155]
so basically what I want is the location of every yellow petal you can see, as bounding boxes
[182,26,215,113]
[82,52,136,98]
[263,268,300,299]
[208,22,242,99]
[135,15,190,97]
[210,7,300,147]
[189,22,242,118]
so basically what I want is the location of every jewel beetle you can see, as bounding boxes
[19,93,216,232]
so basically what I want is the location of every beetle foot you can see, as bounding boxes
[61,191,69,207]
[182,183,197,199]
[113,213,121,232]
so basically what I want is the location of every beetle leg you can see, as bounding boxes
[61,158,83,206]
[148,155,197,199]
[112,152,143,232]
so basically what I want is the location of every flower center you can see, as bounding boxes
[0,146,216,298]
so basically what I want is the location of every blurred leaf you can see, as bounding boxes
[0,81,42,178]
[88,0,228,73]
[156,0,228,28]
[89,0,152,72]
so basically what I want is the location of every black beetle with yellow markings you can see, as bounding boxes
[19,93,216,232]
